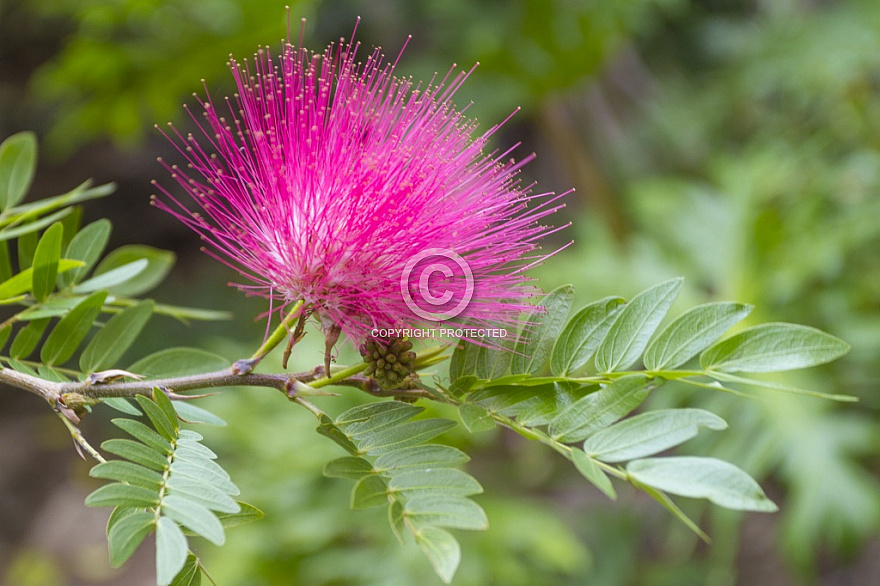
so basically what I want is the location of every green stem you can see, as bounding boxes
[310,362,369,388]
[249,300,306,362]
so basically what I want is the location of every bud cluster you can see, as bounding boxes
[360,337,417,388]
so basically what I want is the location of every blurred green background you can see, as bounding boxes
[1,0,879,584]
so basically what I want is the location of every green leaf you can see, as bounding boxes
[37,364,67,382]
[102,438,170,470]
[58,219,112,287]
[405,495,488,531]
[170,460,238,496]
[103,398,143,416]
[388,500,406,545]
[339,402,424,438]
[512,284,575,374]
[129,347,230,378]
[85,482,161,508]
[626,456,778,512]
[31,222,63,301]
[161,494,225,545]
[0,324,11,352]
[414,526,461,584]
[357,419,457,455]
[584,408,728,463]
[0,241,11,282]
[15,295,84,320]
[4,180,113,222]
[374,445,470,473]
[9,317,50,359]
[549,374,655,442]
[4,358,37,375]
[350,475,389,509]
[316,414,360,456]
[153,387,180,433]
[459,403,495,433]
[388,468,482,497]
[58,204,81,251]
[80,300,154,372]
[595,278,683,373]
[175,439,217,460]
[449,338,479,381]
[90,460,164,490]
[700,323,851,373]
[165,476,239,514]
[155,516,188,586]
[474,332,514,379]
[0,208,73,243]
[0,259,82,300]
[0,131,37,210]
[169,554,201,586]
[644,302,753,370]
[17,230,37,270]
[214,502,263,529]
[112,418,173,453]
[571,449,616,499]
[40,290,107,365]
[93,245,175,296]
[551,296,625,376]
[73,258,148,294]
[107,511,154,568]
[173,402,227,426]
[135,394,178,442]
[323,457,375,479]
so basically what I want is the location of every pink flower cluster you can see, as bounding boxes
[155,27,567,345]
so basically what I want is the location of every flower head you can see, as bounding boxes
[154,27,566,348]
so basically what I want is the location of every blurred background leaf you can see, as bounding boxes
[1,0,878,584]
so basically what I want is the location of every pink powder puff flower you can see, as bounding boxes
[153,25,568,360]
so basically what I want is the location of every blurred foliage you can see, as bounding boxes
[21,0,314,154]
[3,0,880,584]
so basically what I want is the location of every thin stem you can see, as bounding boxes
[59,414,106,463]
[310,362,368,388]
[250,300,305,362]
[293,396,325,419]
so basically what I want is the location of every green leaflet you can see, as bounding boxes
[551,296,625,376]
[414,526,462,584]
[512,284,575,375]
[626,456,778,512]
[156,517,188,586]
[169,554,201,586]
[73,258,148,294]
[319,401,486,584]
[92,244,175,296]
[40,290,107,365]
[549,374,656,442]
[571,449,616,499]
[0,259,83,300]
[129,347,230,378]
[79,299,154,372]
[107,511,154,568]
[0,131,37,210]
[583,408,728,463]
[58,218,111,287]
[31,222,63,301]
[644,302,752,370]
[595,278,683,373]
[85,393,243,586]
[700,322,850,373]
